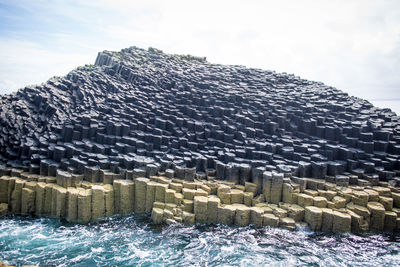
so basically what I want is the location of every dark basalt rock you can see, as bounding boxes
[0,46,400,186]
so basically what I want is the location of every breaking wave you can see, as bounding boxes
[0,215,399,266]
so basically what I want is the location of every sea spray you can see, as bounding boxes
[0,215,399,266]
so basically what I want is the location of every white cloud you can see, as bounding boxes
[0,39,94,94]
[0,0,399,106]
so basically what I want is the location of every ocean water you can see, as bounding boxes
[0,215,399,266]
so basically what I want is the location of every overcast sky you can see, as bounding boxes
[0,0,399,111]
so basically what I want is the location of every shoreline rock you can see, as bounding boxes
[0,46,400,234]
[1,171,400,233]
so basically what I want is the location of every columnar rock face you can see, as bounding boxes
[0,46,400,233]
[0,46,399,189]
[0,173,400,233]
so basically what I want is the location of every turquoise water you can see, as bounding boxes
[0,215,399,266]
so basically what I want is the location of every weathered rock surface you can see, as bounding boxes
[0,46,399,190]
[1,173,400,233]
[0,46,400,233]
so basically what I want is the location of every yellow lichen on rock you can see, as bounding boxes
[66,187,79,222]
[305,206,322,231]
[134,178,149,213]
[91,185,106,220]
[21,187,35,215]
[1,171,400,234]
[194,196,208,223]
[77,189,92,223]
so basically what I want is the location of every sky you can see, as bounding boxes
[0,0,399,112]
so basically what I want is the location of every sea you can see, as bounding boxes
[0,215,399,266]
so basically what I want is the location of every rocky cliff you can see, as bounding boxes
[1,46,399,186]
[1,46,400,232]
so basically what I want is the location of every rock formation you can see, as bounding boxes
[0,46,400,232]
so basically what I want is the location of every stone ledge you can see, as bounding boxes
[1,172,400,233]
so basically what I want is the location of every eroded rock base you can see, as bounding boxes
[1,170,400,233]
